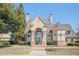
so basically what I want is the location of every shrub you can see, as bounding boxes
[74,43,79,46]
[2,41,10,45]
[47,41,53,45]
[18,41,26,45]
[46,48,52,51]
[67,43,74,46]
[15,36,25,44]
[0,43,3,48]
[0,41,10,48]
[74,41,79,46]
[75,41,79,43]
[26,41,31,45]
[9,41,15,44]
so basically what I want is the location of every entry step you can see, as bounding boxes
[31,46,46,50]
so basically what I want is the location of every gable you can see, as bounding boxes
[31,16,47,31]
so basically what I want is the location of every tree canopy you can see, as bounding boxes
[0,3,26,37]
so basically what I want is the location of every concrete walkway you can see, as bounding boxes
[29,47,46,56]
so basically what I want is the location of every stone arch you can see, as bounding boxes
[35,28,43,45]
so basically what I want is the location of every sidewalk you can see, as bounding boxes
[29,47,46,56]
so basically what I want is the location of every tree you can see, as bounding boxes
[15,3,26,37]
[0,4,16,33]
[0,3,26,38]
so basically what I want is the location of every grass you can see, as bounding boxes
[1,41,79,55]
[46,47,79,55]
[0,41,31,55]
[0,45,31,55]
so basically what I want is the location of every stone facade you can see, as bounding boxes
[30,16,47,47]
[25,14,76,47]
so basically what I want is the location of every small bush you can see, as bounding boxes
[46,48,52,51]
[0,43,4,47]
[26,41,31,45]
[74,43,79,46]
[9,41,15,44]
[74,41,79,46]
[75,41,79,43]
[2,42,10,45]
[18,41,26,45]
[67,43,74,46]
[47,41,53,45]
[0,41,10,48]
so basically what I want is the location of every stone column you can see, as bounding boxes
[42,31,46,47]
[31,31,36,47]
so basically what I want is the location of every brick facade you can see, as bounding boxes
[57,40,67,46]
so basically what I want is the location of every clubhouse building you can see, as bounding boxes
[24,13,77,47]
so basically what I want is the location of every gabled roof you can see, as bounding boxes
[53,24,73,31]
[53,23,76,37]
[25,16,76,37]
[25,16,48,34]
[33,16,47,24]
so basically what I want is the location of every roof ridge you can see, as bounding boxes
[34,16,47,24]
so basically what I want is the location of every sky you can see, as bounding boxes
[16,3,79,32]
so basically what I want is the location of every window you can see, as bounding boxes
[58,34,62,39]
[71,38,73,42]
[66,38,67,42]
[59,34,62,37]
[54,34,57,36]
[66,31,71,34]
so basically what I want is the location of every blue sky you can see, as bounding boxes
[16,3,79,32]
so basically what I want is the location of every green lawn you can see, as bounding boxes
[0,45,31,55]
[1,45,79,55]
[46,47,79,55]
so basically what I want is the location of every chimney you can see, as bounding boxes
[25,13,30,22]
[48,13,53,24]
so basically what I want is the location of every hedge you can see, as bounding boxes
[67,43,74,46]
[74,41,79,46]
[47,41,53,45]
[26,41,31,45]
[18,41,26,45]
[0,41,10,48]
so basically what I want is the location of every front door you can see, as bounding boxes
[36,32,42,45]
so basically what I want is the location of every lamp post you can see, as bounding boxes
[8,32,12,41]
[8,32,12,36]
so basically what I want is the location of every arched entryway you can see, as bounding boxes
[35,28,43,45]
[31,28,47,47]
